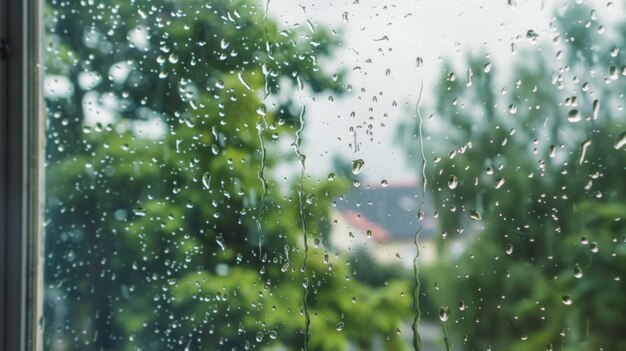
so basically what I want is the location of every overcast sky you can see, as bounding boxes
[267,0,622,185]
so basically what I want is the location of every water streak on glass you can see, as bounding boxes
[256,107,268,256]
[256,0,272,256]
[293,105,310,350]
[412,81,426,351]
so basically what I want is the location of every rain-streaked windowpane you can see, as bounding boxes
[42,1,625,350]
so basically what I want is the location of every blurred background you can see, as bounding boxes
[43,0,626,350]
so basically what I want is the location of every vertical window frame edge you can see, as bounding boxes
[3,1,44,351]
[0,0,5,347]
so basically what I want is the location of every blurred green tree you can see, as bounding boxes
[400,3,626,351]
[44,0,412,350]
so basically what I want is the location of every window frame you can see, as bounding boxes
[1,0,44,350]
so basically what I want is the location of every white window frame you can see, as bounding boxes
[1,0,44,350]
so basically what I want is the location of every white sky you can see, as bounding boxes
[268,0,622,184]
[49,0,625,187]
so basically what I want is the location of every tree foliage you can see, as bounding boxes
[402,3,626,350]
[44,1,412,350]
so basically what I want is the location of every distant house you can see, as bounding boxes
[330,182,439,267]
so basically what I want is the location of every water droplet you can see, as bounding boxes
[256,104,267,116]
[381,179,389,187]
[610,66,619,80]
[556,50,563,59]
[613,131,626,150]
[133,208,146,217]
[168,53,179,64]
[458,300,466,311]
[590,242,599,253]
[351,159,365,175]
[579,140,592,165]
[508,104,517,114]
[439,307,449,322]
[562,295,572,305]
[306,194,316,205]
[592,99,600,119]
[568,109,582,123]
[269,331,277,339]
[495,178,505,189]
[255,332,263,342]
[327,173,335,181]
[202,172,211,190]
[448,175,458,189]
[416,57,424,68]
[483,62,493,73]
[469,210,481,221]
[336,322,344,331]
[574,264,583,278]
[238,72,252,91]
[215,236,226,251]
[505,244,513,255]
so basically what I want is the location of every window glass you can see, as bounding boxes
[44,0,625,350]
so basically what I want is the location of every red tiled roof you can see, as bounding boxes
[339,209,391,242]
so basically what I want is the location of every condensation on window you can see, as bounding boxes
[44,0,626,350]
